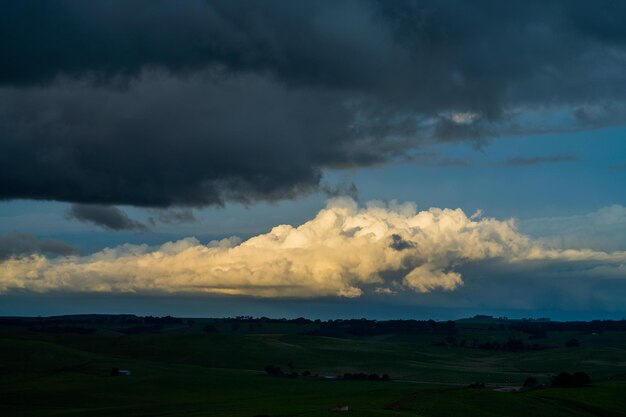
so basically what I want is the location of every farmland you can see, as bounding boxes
[1,315,626,416]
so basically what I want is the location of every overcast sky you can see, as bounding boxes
[2,1,626,319]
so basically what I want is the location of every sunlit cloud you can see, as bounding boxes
[1,199,626,298]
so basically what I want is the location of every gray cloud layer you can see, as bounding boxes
[2,1,626,207]
[521,205,626,252]
[0,232,77,260]
[148,208,196,226]
[502,154,579,167]
[68,204,148,231]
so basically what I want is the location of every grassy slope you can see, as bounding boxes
[1,320,626,416]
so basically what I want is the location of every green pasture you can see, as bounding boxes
[1,319,626,416]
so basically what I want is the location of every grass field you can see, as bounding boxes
[2,316,626,416]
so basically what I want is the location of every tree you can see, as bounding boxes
[523,377,539,389]
[565,338,580,347]
[573,372,591,386]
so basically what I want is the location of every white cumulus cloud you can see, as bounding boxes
[1,199,626,298]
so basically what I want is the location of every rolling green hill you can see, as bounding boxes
[2,315,626,416]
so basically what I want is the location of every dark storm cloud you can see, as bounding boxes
[0,73,360,207]
[0,232,77,260]
[502,154,579,167]
[2,1,626,207]
[68,204,148,231]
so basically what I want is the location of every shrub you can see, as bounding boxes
[264,365,283,377]
[552,372,591,387]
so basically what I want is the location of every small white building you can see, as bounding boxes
[330,405,349,412]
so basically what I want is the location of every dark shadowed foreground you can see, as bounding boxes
[1,315,626,416]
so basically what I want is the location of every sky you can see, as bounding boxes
[2,0,626,319]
